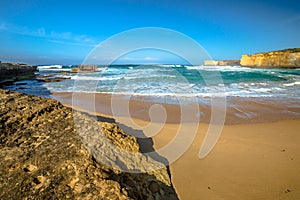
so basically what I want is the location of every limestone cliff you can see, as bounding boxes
[217,60,240,66]
[0,89,178,199]
[203,60,240,66]
[240,48,300,68]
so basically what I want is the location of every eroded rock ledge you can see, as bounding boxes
[0,62,37,84]
[0,89,178,199]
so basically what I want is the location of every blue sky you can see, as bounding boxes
[0,0,299,65]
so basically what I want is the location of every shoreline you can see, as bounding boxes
[52,91,300,125]
[56,93,300,199]
[1,88,300,199]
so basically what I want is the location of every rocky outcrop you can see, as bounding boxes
[0,62,37,84]
[71,65,98,73]
[0,89,178,199]
[36,75,71,82]
[217,60,240,66]
[203,60,219,66]
[240,48,300,68]
[203,60,240,66]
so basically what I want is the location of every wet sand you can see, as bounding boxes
[52,92,300,199]
[52,92,300,124]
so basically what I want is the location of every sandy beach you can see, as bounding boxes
[157,121,300,200]
[52,92,300,124]
[1,0,299,198]
[53,92,300,199]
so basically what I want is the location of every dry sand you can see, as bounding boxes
[53,92,300,199]
[152,121,300,200]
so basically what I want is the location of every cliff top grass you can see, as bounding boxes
[244,48,300,56]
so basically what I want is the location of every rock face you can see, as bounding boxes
[240,48,300,68]
[0,62,37,84]
[203,60,240,66]
[217,60,240,66]
[203,60,219,66]
[71,65,98,73]
[0,89,178,199]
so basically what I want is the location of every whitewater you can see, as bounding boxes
[4,64,300,104]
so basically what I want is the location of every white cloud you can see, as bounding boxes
[121,56,159,61]
[37,27,46,36]
[48,39,96,47]
[144,56,159,61]
[0,22,97,46]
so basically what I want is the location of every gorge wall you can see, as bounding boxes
[240,48,300,68]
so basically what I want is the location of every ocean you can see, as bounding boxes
[5,64,300,104]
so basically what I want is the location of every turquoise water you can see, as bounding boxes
[5,64,300,102]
